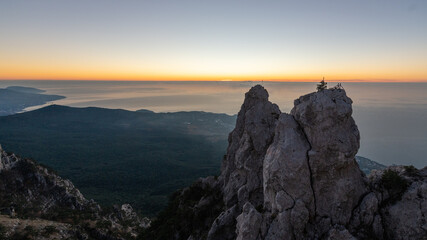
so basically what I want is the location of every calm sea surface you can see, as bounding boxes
[1,80,426,168]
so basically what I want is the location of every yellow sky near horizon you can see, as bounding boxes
[1,60,426,82]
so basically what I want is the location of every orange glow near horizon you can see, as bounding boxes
[1,49,426,82]
[1,52,426,82]
[1,66,426,82]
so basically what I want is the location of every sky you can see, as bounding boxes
[1,0,427,82]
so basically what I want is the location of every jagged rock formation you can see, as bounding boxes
[222,85,281,208]
[213,86,370,239]
[0,144,149,240]
[0,144,94,214]
[144,85,427,240]
[209,85,281,239]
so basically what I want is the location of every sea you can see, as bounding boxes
[0,80,426,168]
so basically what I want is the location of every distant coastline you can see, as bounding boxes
[0,86,65,116]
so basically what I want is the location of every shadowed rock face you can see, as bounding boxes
[0,144,91,212]
[0,145,150,240]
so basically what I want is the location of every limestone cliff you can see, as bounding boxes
[144,85,427,240]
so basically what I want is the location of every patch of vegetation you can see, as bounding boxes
[0,224,6,240]
[404,165,419,177]
[24,226,39,237]
[140,183,224,240]
[381,169,409,204]
[96,220,112,229]
[317,79,327,91]
[256,204,264,213]
[0,106,235,216]
[42,225,58,237]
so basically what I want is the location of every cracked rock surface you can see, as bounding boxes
[151,85,427,240]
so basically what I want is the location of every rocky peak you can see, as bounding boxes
[241,85,269,109]
[291,88,359,154]
[205,86,426,239]
[208,86,371,239]
[207,85,280,239]
[221,85,281,208]
[291,88,367,227]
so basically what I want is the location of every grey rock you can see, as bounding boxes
[221,85,280,208]
[291,89,368,225]
[207,205,238,240]
[236,202,262,240]
[264,211,292,240]
[372,214,384,239]
[326,227,357,240]
[382,176,427,240]
[263,113,313,214]
[0,146,19,171]
[349,192,379,230]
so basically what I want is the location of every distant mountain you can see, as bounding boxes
[0,105,236,215]
[5,86,46,94]
[356,155,387,175]
[0,86,65,116]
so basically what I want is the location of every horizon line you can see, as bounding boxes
[1,78,427,83]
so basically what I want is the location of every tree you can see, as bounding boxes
[317,78,327,92]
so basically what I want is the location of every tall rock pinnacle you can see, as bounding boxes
[291,89,368,226]
[150,85,427,240]
[221,85,281,208]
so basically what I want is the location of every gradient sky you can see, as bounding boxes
[1,0,427,81]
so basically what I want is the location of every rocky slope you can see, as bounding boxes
[144,85,427,240]
[0,144,149,240]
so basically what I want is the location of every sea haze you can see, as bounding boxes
[0,80,426,168]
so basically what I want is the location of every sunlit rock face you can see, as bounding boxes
[260,88,368,239]
[262,113,314,239]
[291,89,368,227]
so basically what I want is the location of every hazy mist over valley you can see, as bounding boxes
[1,80,425,168]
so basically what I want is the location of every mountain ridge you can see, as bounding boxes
[0,103,387,217]
[0,144,149,239]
